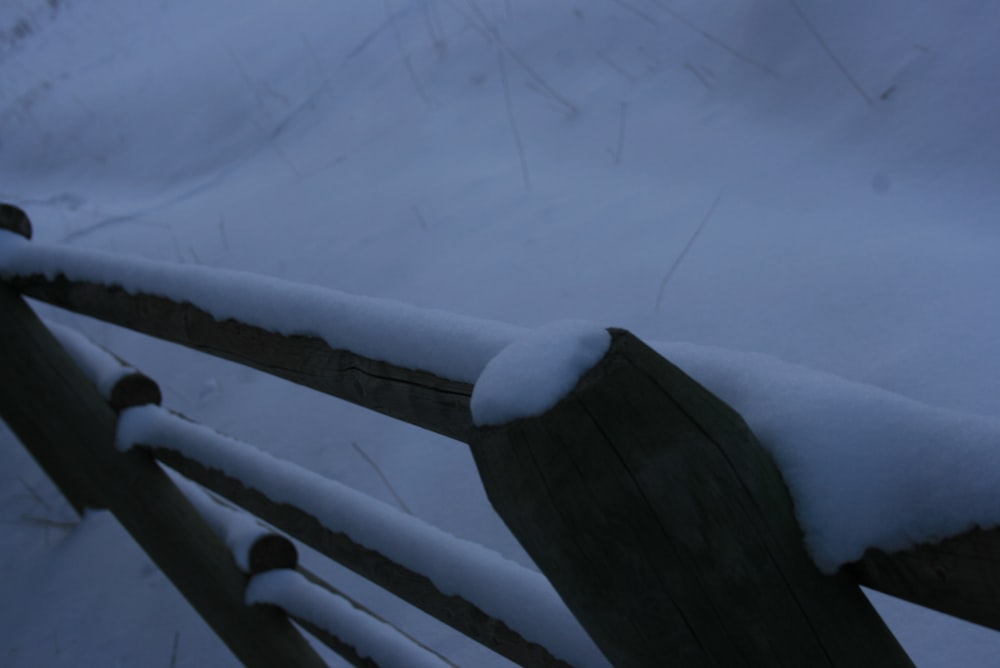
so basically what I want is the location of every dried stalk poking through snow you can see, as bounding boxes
[788,0,873,105]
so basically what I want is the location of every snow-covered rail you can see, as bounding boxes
[0,206,592,666]
[4,203,1000,666]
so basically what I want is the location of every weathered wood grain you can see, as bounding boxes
[146,442,571,668]
[0,284,327,668]
[471,329,914,667]
[11,275,475,441]
[845,527,1000,632]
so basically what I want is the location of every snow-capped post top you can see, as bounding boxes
[471,320,611,427]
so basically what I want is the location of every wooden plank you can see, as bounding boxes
[845,527,1000,632]
[146,442,572,668]
[11,275,475,441]
[470,329,914,667]
[0,284,328,668]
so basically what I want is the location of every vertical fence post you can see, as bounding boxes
[0,281,328,668]
[1,208,103,514]
[471,329,914,667]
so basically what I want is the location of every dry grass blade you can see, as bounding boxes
[497,44,532,191]
[655,192,723,310]
[17,474,52,511]
[384,0,437,107]
[649,0,779,77]
[788,0,873,104]
[351,442,414,515]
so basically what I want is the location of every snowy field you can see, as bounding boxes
[2,0,1000,665]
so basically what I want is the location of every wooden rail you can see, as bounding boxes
[9,275,476,441]
[0,283,327,668]
[5,203,1000,665]
[140,426,571,667]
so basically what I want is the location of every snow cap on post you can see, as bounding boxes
[471,320,611,427]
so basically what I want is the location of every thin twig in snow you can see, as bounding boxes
[218,216,230,251]
[351,442,414,515]
[300,33,332,86]
[612,101,628,164]
[497,45,532,191]
[412,205,429,230]
[601,53,637,83]
[384,0,437,108]
[647,0,779,77]
[655,192,723,310]
[684,61,713,90]
[247,114,302,178]
[225,46,273,121]
[440,0,492,42]
[420,0,447,55]
[788,0,873,104]
[170,233,185,263]
[169,632,180,668]
[20,514,78,531]
[17,474,51,511]
[609,0,658,25]
[458,0,577,115]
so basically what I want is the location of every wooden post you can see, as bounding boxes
[471,329,914,667]
[0,211,102,514]
[0,284,328,668]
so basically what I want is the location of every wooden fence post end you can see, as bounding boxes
[470,328,913,667]
[0,203,32,239]
[109,371,163,412]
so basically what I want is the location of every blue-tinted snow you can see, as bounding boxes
[5,0,1000,664]
[246,569,449,668]
[471,320,610,426]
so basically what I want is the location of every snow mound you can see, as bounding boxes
[471,320,611,427]
[662,341,1000,572]
[246,569,448,668]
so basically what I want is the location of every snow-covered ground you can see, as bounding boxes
[3,0,1000,665]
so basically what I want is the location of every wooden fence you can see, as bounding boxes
[2,202,999,666]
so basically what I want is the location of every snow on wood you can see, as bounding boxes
[46,320,134,400]
[115,404,607,668]
[43,317,294,573]
[659,341,1000,572]
[471,320,611,426]
[20,230,1000,583]
[0,232,522,384]
[247,568,450,668]
[168,471,295,574]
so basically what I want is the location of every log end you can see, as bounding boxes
[248,534,298,574]
[0,203,32,239]
[109,372,163,412]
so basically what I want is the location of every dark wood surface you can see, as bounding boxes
[8,221,1000,661]
[846,527,1000,632]
[148,443,571,668]
[12,275,475,441]
[0,203,32,239]
[0,284,327,668]
[471,329,914,667]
